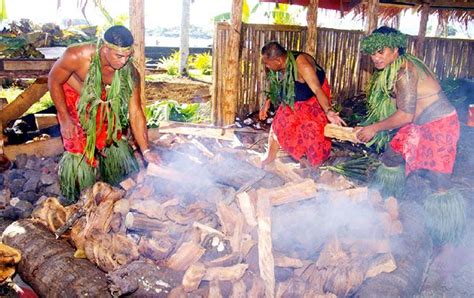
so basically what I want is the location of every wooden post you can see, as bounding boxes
[221,0,243,126]
[416,3,430,57]
[0,77,48,128]
[305,0,318,57]
[365,0,379,34]
[129,0,146,109]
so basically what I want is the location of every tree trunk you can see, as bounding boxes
[2,219,111,297]
[416,3,430,57]
[305,0,318,57]
[365,0,379,34]
[0,77,48,128]
[180,0,191,76]
[129,0,146,110]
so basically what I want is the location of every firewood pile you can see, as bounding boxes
[3,133,404,297]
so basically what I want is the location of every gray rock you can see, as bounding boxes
[9,178,27,196]
[7,169,24,181]
[45,183,61,196]
[24,176,40,192]
[14,200,34,218]
[18,191,38,204]
[25,156,39,170]
[0,188,11,209]
[14,153,28,169]
[40,174,56,186]
[3,205,21,220]
[0,174,4,188]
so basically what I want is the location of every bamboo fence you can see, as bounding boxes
[212,22,474,124]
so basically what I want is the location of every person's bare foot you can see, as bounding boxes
[258,154,275,169]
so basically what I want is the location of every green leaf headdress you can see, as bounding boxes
[361,31,408,55]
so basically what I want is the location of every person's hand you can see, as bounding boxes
[355,125,378,143]
[143,149,161,165]
[326,110,347,126]
[259,100,271,121]
[59,115,78,139]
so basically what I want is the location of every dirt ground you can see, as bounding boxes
[145,77,211,104]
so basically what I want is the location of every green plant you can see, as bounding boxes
[190,52,212,75]
[145,100,210,127]
[158,51,180,76]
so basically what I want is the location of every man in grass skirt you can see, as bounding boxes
[356,26,465,245]
[48,25,160,203]
[258,41,345,168]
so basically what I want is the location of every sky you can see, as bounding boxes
[3,0,473,39]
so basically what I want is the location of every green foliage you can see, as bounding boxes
[361,32,408,55]
[189,52,212,75]
[321,155,381,183]
[264,3,301,25]
[159,51,180,76]
[145,100,211,127]
[59,152,96,204]
[100,139,138,186]
[266,51,297,108]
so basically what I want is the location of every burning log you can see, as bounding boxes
[138,236,175,261]
[2,219,110,297]
[182,262,206,292]
[203,263,249,281]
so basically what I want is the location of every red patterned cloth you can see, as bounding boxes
[390,112,459,175]
[272,80,332,166]
[60,83,118,165]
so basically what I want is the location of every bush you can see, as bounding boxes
[190,52,212,75]
[158,51,180,76]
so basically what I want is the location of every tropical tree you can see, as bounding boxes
[180,0,191,76]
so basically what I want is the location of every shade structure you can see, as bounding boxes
[259,0,361,12]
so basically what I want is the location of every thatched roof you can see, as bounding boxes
[259,0,474,25]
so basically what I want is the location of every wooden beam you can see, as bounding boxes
[221,0,243,125]
[305,0,318,57]
[416,3,430,56]
[129,0,146,110]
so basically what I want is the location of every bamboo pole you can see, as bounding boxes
[221,0,243,126]
[305,0,318,57]
[129,0,145,109]
[416,3,430,57]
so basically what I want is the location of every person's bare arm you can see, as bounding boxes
[48,48,80,139]
[297,56,346,126]
[128,68,161,164]
[356,64,417,142]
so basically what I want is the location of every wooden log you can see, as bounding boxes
[129,0,146,109]
[119,177,136,191]
[125,212,168,234]
[231,279,246,297]
[4,136,64,160]
[166,241,206,271]
[324,123,360,143]
[129,199,166,220]
[138,236,175,261]
[236,191,257,227]
[265,159,304,182]
[305,0,318,57]
[258,179,317,206]
[34,113,58,130]
[203,263,248,281]
[0,77,49,128]
[256,195,275,297]
[182,262,206,292]
[2,219,110,297]
[274,252,304,268]
[355,202,433,297]
[365,253,397,279]
[146,163,185,182]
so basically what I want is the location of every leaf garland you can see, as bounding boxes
[77,41,134,162]
[361,32,407,55]
[265,51,298,109]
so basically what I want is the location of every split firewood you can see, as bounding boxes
[166,241,206,271]
[130,199,166,220]
[125,212,169,234]
[257,178,317,206]
[384,196,399,220]
[256,195,275,297]
[31,197,68,232]
[365,253,397,279]
[328,187,369,203]
[127,184,154,202]
[113,199,130,216]
[240,233,256,257]
[193,221,226,239]
[324,265,365,297]
[209,280,223,298]
[316,238,350,268]
[282,277,308,297]
[324,123,360,143]
[247,275,265,297]
[119,177,136,190]
[231,279,247,297]
[203,252,242,268]
[182,262,206,292]
[146,163,185,182]
[274,252,304,268]
[216,202,240,236]
[265,159,304,182]
[344,238,391,255]
[203,263,249,281]
[189,138,215,158]
[138,236,175,261]
[82,196,116,236]
[236,191,257,227]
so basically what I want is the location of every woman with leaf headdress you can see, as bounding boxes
[259,41,345,168]
[356,26,464,245]
[48,25,161,204]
